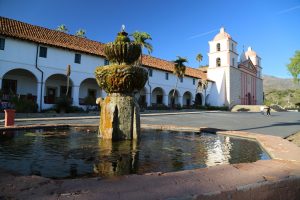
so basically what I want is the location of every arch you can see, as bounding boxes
[195,93,203,106]
[1,68,38,102]
[216,43,221,51]
[168,89,180,107]
[182,91,192,107]
[79,78,101,105]
[44,74,74,104]
[152,87,165,105]
[216,58,221,67]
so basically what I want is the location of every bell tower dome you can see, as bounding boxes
[208,27,238,68]
[245,46,262,78]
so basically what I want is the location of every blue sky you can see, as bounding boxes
[0,0,299,78]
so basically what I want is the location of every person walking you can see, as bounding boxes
[266,106,271,116]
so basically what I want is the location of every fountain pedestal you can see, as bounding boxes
[94,28,148,140]
[99,93,140,140]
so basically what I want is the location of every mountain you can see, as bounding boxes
[263,75,300,108]
[263,75,300,92]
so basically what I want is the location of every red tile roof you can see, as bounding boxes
[0,16,206,79]
[142,55,206,79]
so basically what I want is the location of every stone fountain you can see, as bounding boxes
[95,27,148,140]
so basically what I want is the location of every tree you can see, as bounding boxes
[197,79,208,105]
[287,50,300,83]
[130,31,153,65]
[196,53,203,67]
[75,29,86,38]
[172,56,188,107]
[56,24,68,33]
[66,64,71,96]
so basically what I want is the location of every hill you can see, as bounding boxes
[263,75,300,92]
[263,75,300,108]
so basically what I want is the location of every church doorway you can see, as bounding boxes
[247,93,251,105]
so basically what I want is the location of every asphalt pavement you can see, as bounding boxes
[1,111,299,138]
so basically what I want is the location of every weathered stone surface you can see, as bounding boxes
[99,93,140,140]
[95,65,148,94]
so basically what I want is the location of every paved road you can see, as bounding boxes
[1,111,300,138]
[142,111,300,138]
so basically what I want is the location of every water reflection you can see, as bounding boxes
[0,128,269,178]
[93,139,139,177]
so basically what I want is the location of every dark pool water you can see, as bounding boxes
[0,127,269,179]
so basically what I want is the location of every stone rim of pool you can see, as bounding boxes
[0,124,300,199]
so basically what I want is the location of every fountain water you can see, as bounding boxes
[95,27,148,140]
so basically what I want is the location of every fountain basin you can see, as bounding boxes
[0,127,269,179]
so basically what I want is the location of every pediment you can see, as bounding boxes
[238,59,257,73]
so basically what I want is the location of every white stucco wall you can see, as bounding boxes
[207,67,227,106]
[146,67,197,106]
[256,78,263,104]
[0,36,201,111]
[229,67,242,107]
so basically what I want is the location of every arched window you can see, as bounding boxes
[216,58,221,67]
[216,43,220,51]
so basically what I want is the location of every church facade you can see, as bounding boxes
[206,27,263,107]
[0,17,263,112]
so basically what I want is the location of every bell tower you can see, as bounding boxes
[208,27,238,68]
[206,27,239,107]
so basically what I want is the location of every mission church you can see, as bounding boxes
[0,17,263,111]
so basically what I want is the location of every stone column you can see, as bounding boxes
[178,95,183,106]
[146,92,151,107]
[72,85,80,106]
[163,94,168,107]
[99,93,140,140]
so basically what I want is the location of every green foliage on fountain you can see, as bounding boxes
[95,28,148,93]
[104,31,141,65]
[95,64,147,93]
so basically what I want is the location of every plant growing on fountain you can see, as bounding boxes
[95,26,149,140]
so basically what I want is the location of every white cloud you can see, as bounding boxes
[187,29,218,40]
[277,5,300,15]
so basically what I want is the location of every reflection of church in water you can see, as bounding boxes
[204,27,263,107]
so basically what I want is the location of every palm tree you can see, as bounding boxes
[66,64,71,96]
[172,56,188,107]
[131,31,153,66]
[197,79,208,106]
[196,53,203,67]
[56,24,68,33]
[75,29,86,38]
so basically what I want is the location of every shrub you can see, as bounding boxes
[54,97,72,113]
[68,106,85,113]
[10,96,38,113]
[237,108,250,112]
[147,104,169,110]
[84,96,97,111]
